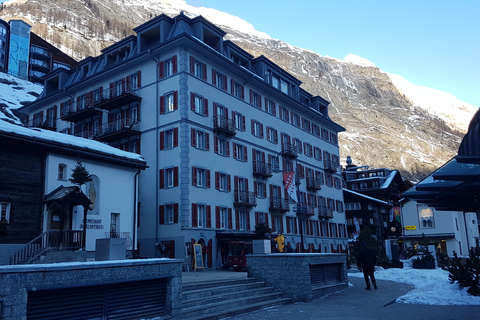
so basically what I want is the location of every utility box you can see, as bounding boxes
[95,238,126,261]
[252,240,271,254]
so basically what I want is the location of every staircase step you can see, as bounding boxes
[183,281,266,301]
[182,278,257,291]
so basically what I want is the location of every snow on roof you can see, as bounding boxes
[0,120,145,164]
[380,170,398,189]
[343,188,391,206]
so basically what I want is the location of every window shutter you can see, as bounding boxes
[243,146,248,162]
[192,166,197,186]
[249,89,253,104]
[206,205,211,228]
[227,174,231,192]
[173,127,178,147]
[212,69,217,86]
[235,210,240,230]
[226,141,230,157]
[246,212,250,231]
[160,96,165,114]
[206,169,211,188]
[174,166,179,187]
[265,212,269,225]
[202,63,207,81]
[159,169,165,189]
[190,92,195,111]
[216,207,220,228]
[271,214,276,232]
[254,181,257,197]
[173,91,178,110]
[192,204,198,227]
[190,56,195,74]
[215,171,219,189]
[159,61,165,79]
[223,75,227,91]
[255,212,259,225]
[214,136,219,154]
[205,132,210,151]
[204,98,208,116]
[294,218,298,234]
[172,55,177,74]
[191,128,196,146]
[241,85,244,100]
[242,116,246,131]
[230,79,234,94]
[260,124,264,138]
[137,71,141,87]
[228,208,233,229]
[232,142,237,159]
[174,204,179,223]
[159,205,164,224]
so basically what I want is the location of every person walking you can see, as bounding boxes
[358,241,377,290]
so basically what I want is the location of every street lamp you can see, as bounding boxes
[272,150,305,253]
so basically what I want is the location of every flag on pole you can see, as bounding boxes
[283,171,298,203]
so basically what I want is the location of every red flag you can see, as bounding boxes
[283,172,298,202]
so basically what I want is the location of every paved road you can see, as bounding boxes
[216,275,480,320]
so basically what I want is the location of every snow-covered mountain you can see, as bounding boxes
[1,0,476,181]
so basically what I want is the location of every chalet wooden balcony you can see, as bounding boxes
[60,100,102,122]
[95,87,141,111]
[94,118,140,142]
[318,206,334,219]
[213,115,236,137]
[306,177,322,191]
[269,197,290,213]
[234,190,257,208]
[324,158,338,173]
[295,202,315,216]
[281,142,298,158]
[253,161,273,179]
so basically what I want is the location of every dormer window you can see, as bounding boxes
[272,74,280,89]
[281,80,289,94]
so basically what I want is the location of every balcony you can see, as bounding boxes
[269,197,290,213]
[253,161,273,179]
[306,177,322,191]
[324,158,338,173]
[27,117,56,131]
[95,87,141,111]
[295,202,315,216]
[213,115,236,137]
[60,99,102,122]
[318,206,334,219]
[95,118,140,143]
[281,142,298,158]
[234,190,257,208]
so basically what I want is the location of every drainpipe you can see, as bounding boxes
[463,211,470,251]
[132,168,141,257]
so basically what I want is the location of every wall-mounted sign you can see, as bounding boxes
[404,225,416,230]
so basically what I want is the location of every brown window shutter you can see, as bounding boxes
[159,205,164,224]
[159,131,165,150]
[206,169,211,188]
[174,204,179,223]
[206,205,211,228]
[159,169,165,189]
[192,203,198,227]
[215,171,219,189]
[172,55,177,74]
[227,174,231,192]
[159,62,165,79]
[173,91,178,110]
[173,127,178,147]
[192,166,197,186]
[235,210,240,230]
[202,63,207,81]
[228,208,233,229]
[190,56,195,74]
[174,166,179,187]
[204,98,208,116]
[191,92,195,111]
[160,96,165,114]
[191,128,196,146]
[205,132,210,151]
[215,207,220,228]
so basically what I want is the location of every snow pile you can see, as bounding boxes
[349,265,480,305]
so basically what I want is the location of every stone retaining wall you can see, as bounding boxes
[247,253,348,302]
[0,258,182,320]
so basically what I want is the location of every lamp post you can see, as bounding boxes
[272,150,305,253]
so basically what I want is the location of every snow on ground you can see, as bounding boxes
[349,260,480,305]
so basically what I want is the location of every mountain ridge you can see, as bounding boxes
[1,0,475,182]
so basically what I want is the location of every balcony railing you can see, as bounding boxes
[94,118,140,142]
[281,142,298,158]
[269,197,290,212]
[318,206,334,219]
[26,117,57,131]
[234,190,257,207]
[295,202,315,216]
[306,177,322,191]
[253,161,273,178]
[95,86,141,111]
[213,115,236,137]
[324,159,338,173]
[60,99,102,122]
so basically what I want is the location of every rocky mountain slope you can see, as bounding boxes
[1,0,476,182]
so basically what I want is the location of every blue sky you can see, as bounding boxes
[186,0,479,108]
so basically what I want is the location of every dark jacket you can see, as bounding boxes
[358,245,377,269]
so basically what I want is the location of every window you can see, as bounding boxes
[192,167,210,188]
[160,167,178,189]
[281,80,289,94]
[165,168,175,188]
[291,112,300,127]
[110,213,120,237]
[250,90,261,108]
[231,79,244,99]
[165,59,174,77]
[214,136,229,156]
[312,124,320,137]
[293,138,302,153]
[418,204,435,228]
[257,212,267,225]
[197,204,206,227]
[271,74,280,89]
[268,154,279,172]
[1,202,11,224]
[239,210,248,230]
[279,106,289,122]
[266,98,276,115]
[160,128,178,150]
[165,204,175,224]
[219,207,228,229]
[165,129,174,149]
[212,69,227,90]
[274,215,283,233]
[266,126,278,144]
[160,91,178,114]
[345,202,361,210]
[302,118,311,132]
[321,128,330,141]
[314,147,322,161]
[251,120,264,138]
[190,56,207,80]
[304,142,313,157]
[58,164,67,180]
[130,73,138,90]
[191,93,208,116]
[216,172,230,191]
[255,181,266,198]
[233,142,247,161]
[191,128,209,151]
[233,112,245,131]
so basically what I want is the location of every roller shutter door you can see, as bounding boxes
[27,278,167,320]
[309,263,343,289]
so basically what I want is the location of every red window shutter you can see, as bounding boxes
[245,178,249,192]
[137,71,141,87]
[126,76,131,92]
[212,69,217,86]
[249,89,253,105]
[172,55,177,74]
[242,116,246,131]
[191,128,196,146]
[206,169,211,188]
[190,56,195,74]
[205,132,210,151]
[159,62,165,79]
[254,181,257,197]
[246,212,250,231]
[232,142,237,158]
[204,98,209,116]
[215,171,219,189]
[267,127,271,141]
[191,92,195,111]
[174,166,179,187]
[214,136,219,154]
[227,174,231,192]
[230,79,234,94]
[260,124,264,138]
[251,119,255,135]
[228,208,233,229]
[202,63,207,81]
[216,207,221,228]
[243,146,248,162]
[226,141,230,157]
[223,75,227,91]
[174,203,179,223]
[159,169,165,189]
[159,131,165,150]
[173,127,178,147]
[192,166,197,186]
[192,204,198,227]
[160,96,165,114]
[159,205,164,224]
[206,205,212,228]
[235,210,240,230]
[173,91,178,110]
[121,77,126,93]
[241,85,244,100]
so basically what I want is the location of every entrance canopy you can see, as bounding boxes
[402,109,480,212]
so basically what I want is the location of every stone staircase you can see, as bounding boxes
[181,278,291,320]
